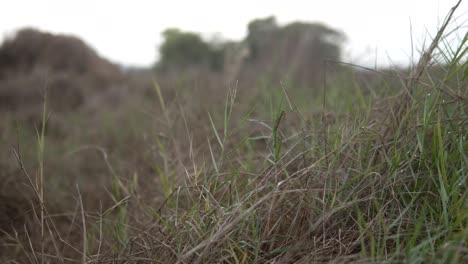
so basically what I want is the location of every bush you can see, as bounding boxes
[158,28,225,71]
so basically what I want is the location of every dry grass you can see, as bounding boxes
[0,2,467,263]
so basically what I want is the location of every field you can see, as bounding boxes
[0,6,467,264]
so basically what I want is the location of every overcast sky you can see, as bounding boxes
[1,0,466,67]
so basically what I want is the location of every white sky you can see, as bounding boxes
[1,0,466,67]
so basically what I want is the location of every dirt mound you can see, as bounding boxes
[0,28,121,82]
[0,28,124,113]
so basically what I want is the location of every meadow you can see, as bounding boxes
[0,5,466,264]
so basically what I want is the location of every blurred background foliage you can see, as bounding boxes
[156,16,345,85]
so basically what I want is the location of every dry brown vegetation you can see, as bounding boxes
[0,3,467,263]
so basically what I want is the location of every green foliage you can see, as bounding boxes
[279,21,344,62]
[246,16,278,60]
[245,16,346,84]
[246,17,344,63]
[158,28,224,71]
[157,16,345,83]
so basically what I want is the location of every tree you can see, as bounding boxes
[279,22,344,63]
[246,16,278,60]
[244,16,346,84]
[157,28,224,71]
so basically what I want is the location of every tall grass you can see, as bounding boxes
[1,2,466,263]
